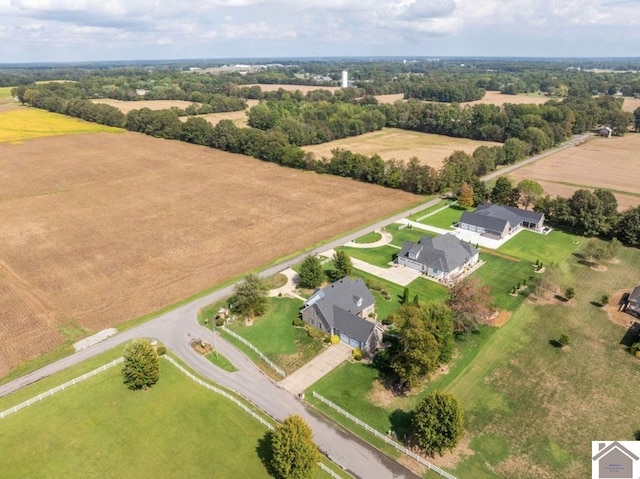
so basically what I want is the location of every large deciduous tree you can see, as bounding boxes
[122,340,160,390]
[491,176,518,206]
[457,181,475,208]
[412,391,464,455]
[616,205,640,246]
[388,303,455,389]
[270,415,320,479]
[447,278,494,332]
[232,273,269,318]
[298,256,324,289]
[517,179,543,210]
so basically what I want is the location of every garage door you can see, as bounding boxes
[349,337,361,348]
[339,333,350,344]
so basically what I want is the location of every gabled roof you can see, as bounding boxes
[628,286,640,304]
[398,233,478,274]
[301,277,376,344]
[460,203,544,232]
[592,441,639,461]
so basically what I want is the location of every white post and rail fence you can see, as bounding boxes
[311,391,457,479]
[219,326,286,377]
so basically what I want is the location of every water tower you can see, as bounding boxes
[341,70,348,88]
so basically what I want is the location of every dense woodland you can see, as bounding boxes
[6,58,640,240]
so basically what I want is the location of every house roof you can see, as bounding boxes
[592,441,639,461]
[398,233,478,274]
[302,277,376,344]
[628,286,640,304]
[460,203,544,232]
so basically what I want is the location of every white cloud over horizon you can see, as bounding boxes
[1,0,639,62]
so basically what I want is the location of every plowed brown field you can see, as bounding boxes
[509,134,640,210]
[0,132,420,375]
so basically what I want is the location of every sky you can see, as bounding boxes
[1,0,640,63]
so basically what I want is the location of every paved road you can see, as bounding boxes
[0,133,592,478]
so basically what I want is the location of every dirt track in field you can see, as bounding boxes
[0,132,420,375]
[509,134,640,210]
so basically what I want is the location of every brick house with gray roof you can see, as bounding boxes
[300,277,382,354]
[397,233,479,282]
[458,203,544,239]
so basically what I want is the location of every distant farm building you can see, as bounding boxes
[599,126,613,138]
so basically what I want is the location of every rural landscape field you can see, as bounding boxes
[0,124,420,375]
[304,128,500,167]
[90,99,198,113]
[509,134,640,210]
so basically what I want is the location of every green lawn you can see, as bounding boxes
[337,245,398,268]
[470,253,534,311]
[354,231,382,244]
[0,362,274,478]
[417,204,469,229]
[205,351,238,372]
[385,223,434,247]
[226,297,324,373]
[408,199,456,221]
[497,229,582,265]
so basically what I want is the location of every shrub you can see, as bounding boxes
[630,342,640,355]
[330,334,340,345]
[292,317,305,327]
[601,293,610,306]
[352,348,363,361]
[215,317,225,327]
[636,351,640,360]
[559,334,570,347]
[565,287,575,300]
[156,345,166,356]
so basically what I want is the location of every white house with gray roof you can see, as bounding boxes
[397,233,479,282]
[458,203,544,240]
[300,277,382,354]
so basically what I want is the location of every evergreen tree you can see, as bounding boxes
[122,340,160,390]
[298,256,324,289]
[332,250,353,280]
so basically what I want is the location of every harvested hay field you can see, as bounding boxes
[0,87,13,99]
[464,91,551,106]
[622,96,640,113]
[509,135,640,210]
[90,99,199,114]
[247,84,339,93]
[0,108,122,143]
[0,132,420,375]
[374,93,405,104]
[180,100,258,127]
[303,127,501,168]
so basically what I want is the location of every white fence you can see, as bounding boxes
[165,356,343,479]
[0,357,124,419]
[312,392,457,479]
[414,201,457,222]
[220,326,286,377]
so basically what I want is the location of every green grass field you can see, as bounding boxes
[497,229,582,265]
[205,351,238,372]
[0,87,13,99]
[0,362,275,478]
[0,108,122,143]
[354,231,382,244]
[226,297,324,373]
[337,245,398,268]
[418,204,469,229]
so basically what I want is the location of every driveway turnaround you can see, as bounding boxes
[278,341,352,395]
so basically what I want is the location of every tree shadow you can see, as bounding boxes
[634,429,640,441]
[590,301,604,308]
[389,408,414,442]
[572,252,597,268]
[549,339,563,348]
[256,431,277,477]
[554,294,568,302]
[619,322,640,348]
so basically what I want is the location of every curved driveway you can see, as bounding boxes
[0,133,592,478]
